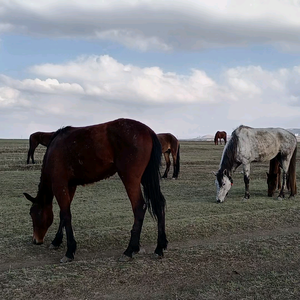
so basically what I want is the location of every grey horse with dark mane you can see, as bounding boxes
[215,125,297,202]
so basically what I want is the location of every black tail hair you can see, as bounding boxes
[288,145,297,196]
[174,144,180,178]
[141,132,166,219]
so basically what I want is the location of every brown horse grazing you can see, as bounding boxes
[23,118,168,263]
[157,133,180,179]
[267,158,290,197]
[267,158,281,197]
[27,131,54,164]
[214,131,227,145]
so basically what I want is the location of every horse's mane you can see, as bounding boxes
[47,126,73,147]
[36,126,73,202]
[219,129,239,172]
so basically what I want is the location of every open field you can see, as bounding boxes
[1,139,300,299]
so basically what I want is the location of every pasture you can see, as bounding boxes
[1,139,300,299]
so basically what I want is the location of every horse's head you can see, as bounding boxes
[214,169,233,203]
[266,172,278,197]
[23,193,54,244]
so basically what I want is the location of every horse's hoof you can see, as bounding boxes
[242,198,248,201]
[139,248,146,254]
[60,256,74,263]
[49,243,60,250]
[152,253,163,259]
[118,254,133,262]
[277,196,283,201]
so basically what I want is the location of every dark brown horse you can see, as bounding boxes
[267,157,290,197]
[27,131,54,164]
[157,133,180,179]
[266,157,281,197]
[23,118,168,263]
[214,131,227,145]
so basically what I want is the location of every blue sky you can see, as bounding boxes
[1,0,300,138]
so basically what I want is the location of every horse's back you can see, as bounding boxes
[43,119,154,184]
[157,133,178,152]
[235,126,296,161]
[30,131,54,147]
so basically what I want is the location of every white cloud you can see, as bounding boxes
[1,54,300,138]
[1,0,300,51]
[27,55,221,104]
[0,86,30,108]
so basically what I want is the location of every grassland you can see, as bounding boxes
[1,139,300,299]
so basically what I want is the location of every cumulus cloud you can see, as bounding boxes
[1,0,300,51]
[1,54,300,138]
[27,55,221,104]
[0,86,30,108]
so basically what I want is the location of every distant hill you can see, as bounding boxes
[286,128,300,136]
[190,128,300,142]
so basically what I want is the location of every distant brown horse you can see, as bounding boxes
[214,131,227,145]
[27,131,54,164]
[157,133,180,179]
[23,118,168,263]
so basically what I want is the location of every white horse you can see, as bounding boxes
[215,125,297,202]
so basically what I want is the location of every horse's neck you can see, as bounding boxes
[220,145,238,174]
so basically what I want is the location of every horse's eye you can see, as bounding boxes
[222,182,226,186]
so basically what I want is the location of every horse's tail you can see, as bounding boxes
[174,144,180,178]
[288,145,297,196]
[141,132,166,220]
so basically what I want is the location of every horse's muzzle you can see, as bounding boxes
[32,237,43,245]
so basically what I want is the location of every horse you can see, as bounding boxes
[266,157,281,197]
[23,118,168,263]
[157,133,180,179]
[214,125,297,202]
[267,158,291,197]
[214,131,227,145]
[27,131,54,164]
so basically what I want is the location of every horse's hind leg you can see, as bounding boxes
[27,142,38,164]
[171,151,177,179]
[27,147,36,164]
[162,152,171,178]
[120,179,146,259]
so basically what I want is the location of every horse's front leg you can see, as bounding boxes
[243,164,251,200]
[54,186,77,263]
[59,207,77,263]
[49,211,65,250]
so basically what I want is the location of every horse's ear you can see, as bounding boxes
[223,169,227,176]
[23,193,36,203]
[266,172,269,177]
